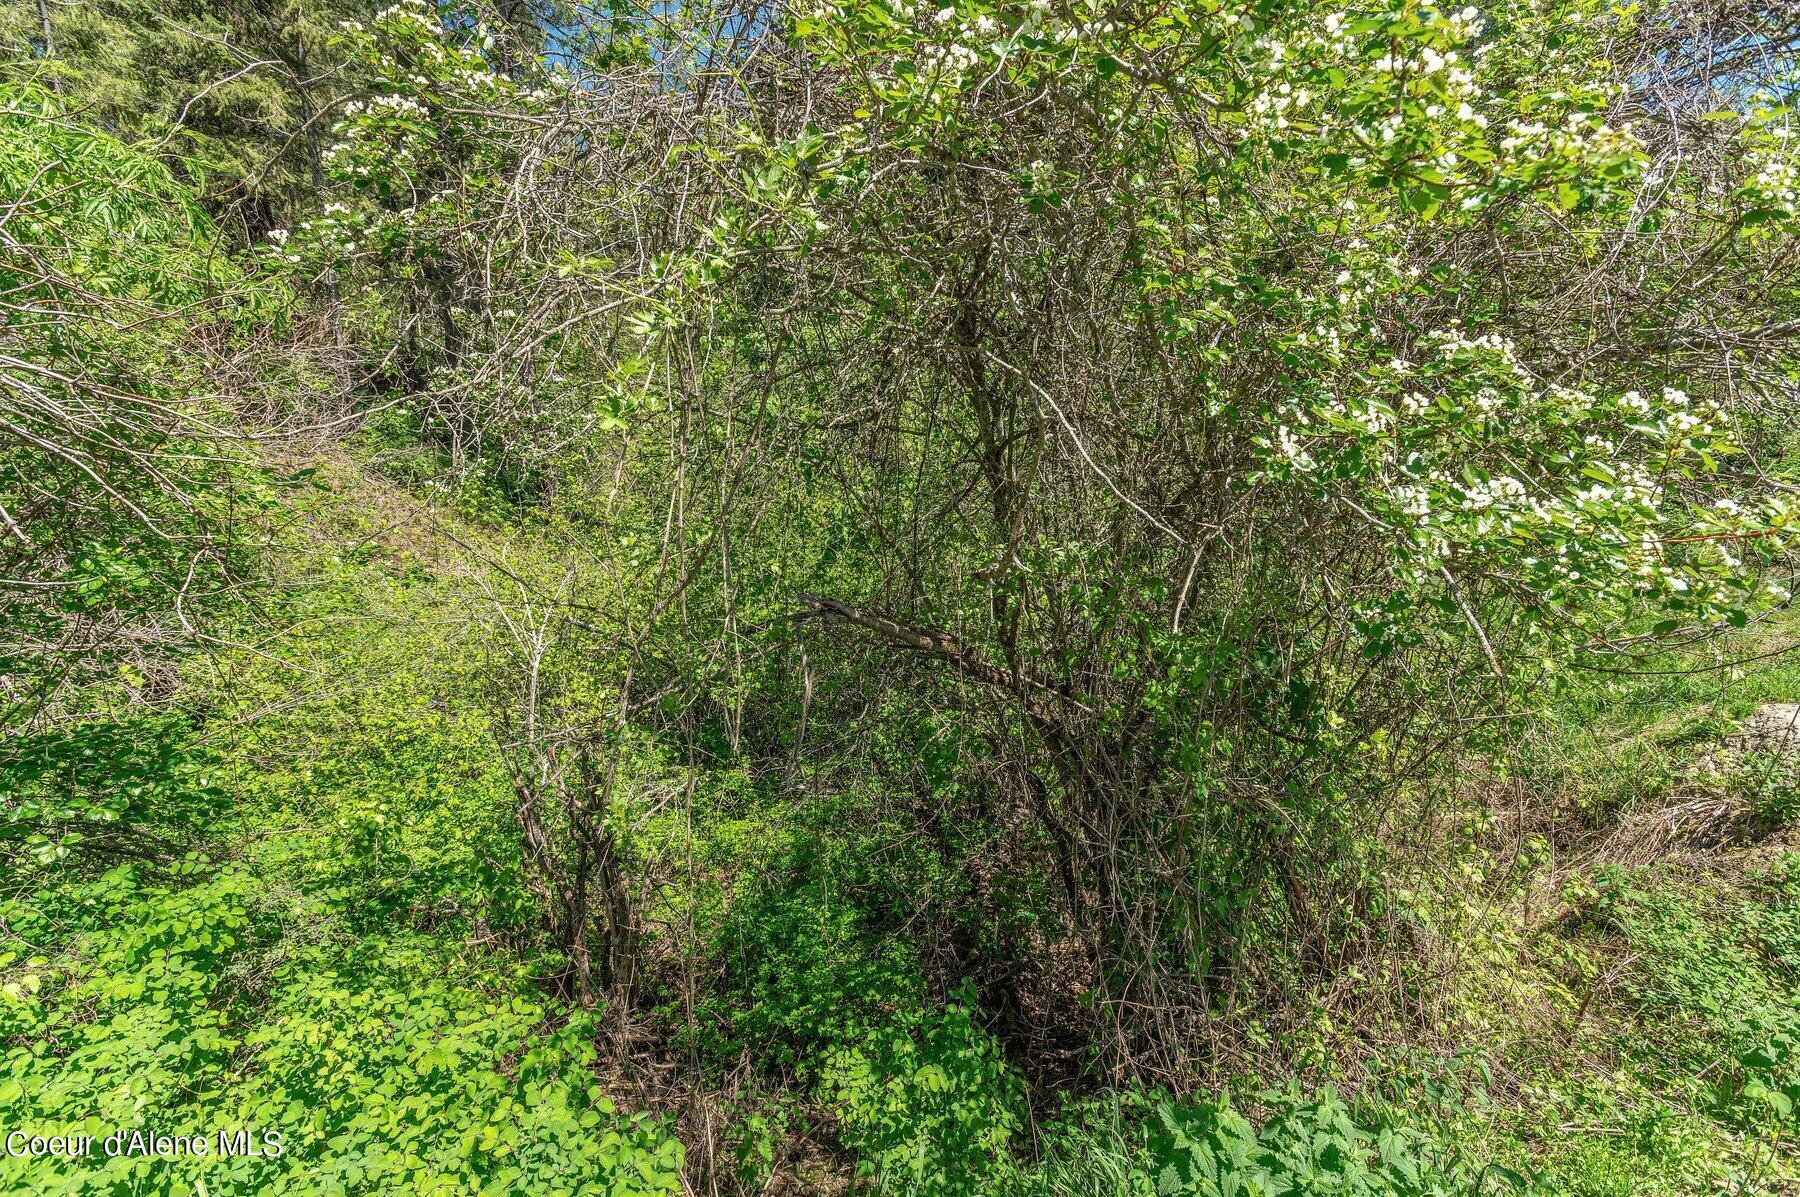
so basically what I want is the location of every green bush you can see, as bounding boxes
[0,864,683,1196]
[0,717,222,869]
[1145,1086,1510,1197]
[1595,857,1800,1133]
[714,872,922,1061]
[818,993,1025,1196]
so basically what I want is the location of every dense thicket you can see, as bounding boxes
[2,0,1798,1192]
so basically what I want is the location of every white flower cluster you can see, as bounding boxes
[1394,484,1431,520]
[1741,132,1799,217]
[917,40,983,80]
[1320,395,1391,434]
[1254,314,1770,614]
[1293,321,1349,360]
[1273,424,1316,470]
[349,0,501,90]
[322,135,416,180]
[1250,80,1312,130]
[284,202,373,259]
[908,0,1061,90]
[345,0,438,36]
[1457,474,1526,511]
[1498,110,1641,166]
[341,93,429,119]
[262,226,301,264]
[1445,5,1483,39]
[1426,324,1519,365]
[1616,387,1721,440]
[373,0,436,21]
[1281,3,1488,144]
[886,0,1107,97]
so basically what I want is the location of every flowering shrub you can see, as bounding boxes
[716,0,1799,681]
[234,0,1799,1089]
[1260,331,1793,645]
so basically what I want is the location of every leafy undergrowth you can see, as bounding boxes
[0,469,685,1197]
[4,464,1795,1196]
[1483,852,1800,1196]
[1472,621,1800,1195]
[0,863,684,1197]
[708,624,1800,1195]
[752,850,1800,1197]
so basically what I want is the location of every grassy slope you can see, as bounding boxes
[0,459,687,1196]
[1464,614,1800,1195]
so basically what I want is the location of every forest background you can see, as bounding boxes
[2,0,1799,1192]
